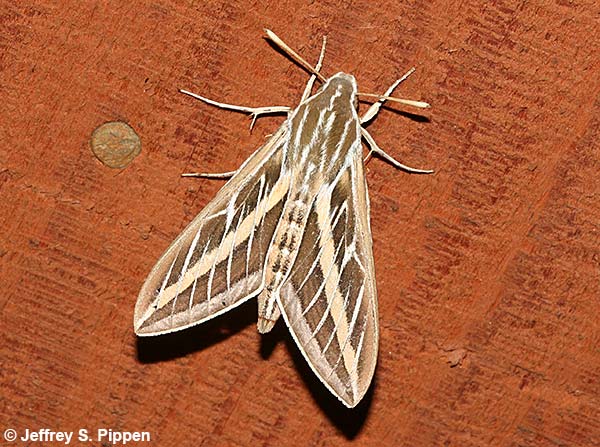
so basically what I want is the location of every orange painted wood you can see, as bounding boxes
[2,1,600,445]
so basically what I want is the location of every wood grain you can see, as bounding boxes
[1,1,599,445]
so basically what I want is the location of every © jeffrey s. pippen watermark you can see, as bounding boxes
[3,428,151,445]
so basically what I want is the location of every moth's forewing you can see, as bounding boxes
[134,127,290,335]
[275,74,379,407]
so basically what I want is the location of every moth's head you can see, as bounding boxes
[323,72,358,108]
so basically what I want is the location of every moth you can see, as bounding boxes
[134,29,431,408]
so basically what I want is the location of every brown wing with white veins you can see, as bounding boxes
[135,127,291,335]
[278,147,378,408]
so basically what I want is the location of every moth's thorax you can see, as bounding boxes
[311,73,357,118]
[285,72,361,184]
[321,72,357,99]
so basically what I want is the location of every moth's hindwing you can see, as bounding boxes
[134,126,290,335]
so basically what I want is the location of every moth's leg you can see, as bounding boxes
[359,68,433,171]
[361,127,433,173]
[181,171,236,179]
[360,68,416,125]
[179,89,291,129]
[299,36,327,103]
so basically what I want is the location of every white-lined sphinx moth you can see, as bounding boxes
[134,30,431,408]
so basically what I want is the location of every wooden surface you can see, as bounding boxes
[2,1,600,446]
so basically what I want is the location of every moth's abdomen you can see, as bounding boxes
[257,197,309,332]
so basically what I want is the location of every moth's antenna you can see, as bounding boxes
[264,29,430,110]
[358,93,430,109]
[264,29,326,82]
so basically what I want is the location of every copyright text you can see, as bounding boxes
[3,428,151,445]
